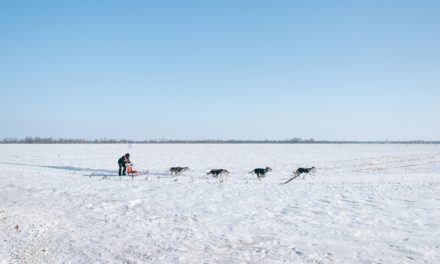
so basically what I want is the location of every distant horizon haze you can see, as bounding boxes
[1,136,438,144]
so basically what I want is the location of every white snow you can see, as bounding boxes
[1,144,440,263]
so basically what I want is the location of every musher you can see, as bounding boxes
[118,153,131,175]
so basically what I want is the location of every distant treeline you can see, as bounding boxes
[1,137,438,144]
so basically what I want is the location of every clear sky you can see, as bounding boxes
[1,1,439,141]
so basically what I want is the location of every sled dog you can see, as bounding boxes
[206,169,229,178]
[249,167,272,180]
[294,167,316,179]
[169,167,190,176]
[284,167,316,184]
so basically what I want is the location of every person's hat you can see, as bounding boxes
[126,153,130,157]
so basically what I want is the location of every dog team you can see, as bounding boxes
[118,153,316,184]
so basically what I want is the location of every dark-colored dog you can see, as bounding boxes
[284,167,316,184]
[249,167,273,180]
[169,167,190,176]
[294,167,316,178]
[206,169,229,178]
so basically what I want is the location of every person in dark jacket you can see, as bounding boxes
[118,153,131,175]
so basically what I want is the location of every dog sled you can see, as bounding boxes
[126,163,149,179]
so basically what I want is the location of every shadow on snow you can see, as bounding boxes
[0,161,114,174]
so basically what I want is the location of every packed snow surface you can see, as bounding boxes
[1,144,440,263]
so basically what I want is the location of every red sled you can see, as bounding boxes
[127,164,138,175]
[127,163,149,178]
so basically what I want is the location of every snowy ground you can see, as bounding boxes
[1,144,440,263]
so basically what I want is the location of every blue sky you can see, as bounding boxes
[1,1,439,141]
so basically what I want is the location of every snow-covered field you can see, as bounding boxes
[1,144,440,263]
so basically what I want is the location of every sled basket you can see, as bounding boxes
[127,163,148,177]
[127,164,139,176]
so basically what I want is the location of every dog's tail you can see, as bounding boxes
[249,170,254,174]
